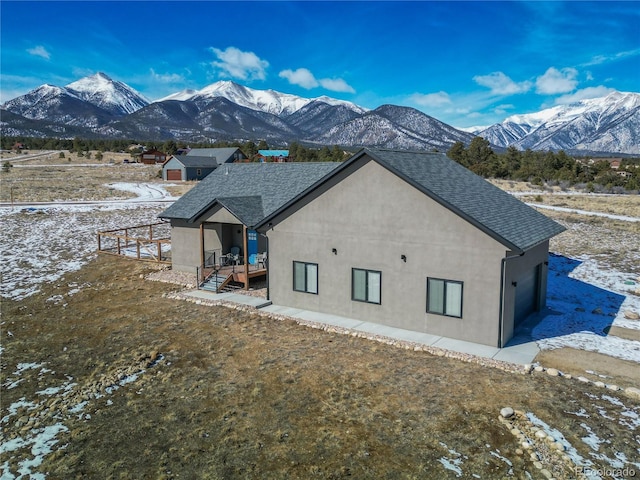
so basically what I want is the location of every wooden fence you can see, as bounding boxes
[97,221,171,264]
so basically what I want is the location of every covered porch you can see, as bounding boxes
[197,220,267,292]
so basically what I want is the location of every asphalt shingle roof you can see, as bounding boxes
[172,155,222,168]
[185,147,244,161]
[362,148,566,252]
[159,162,342,226]
[161,148,565,253]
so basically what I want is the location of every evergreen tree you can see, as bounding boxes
[447,141,467,165]
[244,141,258,157]
[162,140,178,156]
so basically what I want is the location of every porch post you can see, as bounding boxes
[243,224,249,290]
[199,223,205,282]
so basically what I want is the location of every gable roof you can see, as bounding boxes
[257,148,565,253]
[159,162,341,226]
[169,155,222,168]
[185,147,244,162]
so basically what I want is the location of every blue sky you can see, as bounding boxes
[1,1,639,128]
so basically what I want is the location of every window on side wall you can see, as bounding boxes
[427,277,463,318]
[352,268,381,304]
[196,168,202,176]
[293,261,318,294]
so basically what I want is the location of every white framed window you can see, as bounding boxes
[293,261,318,294]
[427,278,463,318]
[352,268,381,304]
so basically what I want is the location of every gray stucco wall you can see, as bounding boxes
[170,220,224,273]
[265,160,509,347]
[500,240,550,345]
[170,204,266,272]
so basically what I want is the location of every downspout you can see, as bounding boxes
[243,225,249,290]
[199,223,205,284]
[498,251,524,348]
[259,232,270,301]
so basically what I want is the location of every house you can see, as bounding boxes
[185,148,247,162]
[160,148,565,348]
[607,158,622,170]
[162,147,247,181]
[140,149,167,165]
[257,150,289,163]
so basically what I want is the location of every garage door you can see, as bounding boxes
[514,265,539,325]
[166,169,182,181]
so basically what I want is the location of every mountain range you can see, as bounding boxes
[2,72,638,154]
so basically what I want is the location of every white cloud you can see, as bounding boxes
[27,45,50,60]
[279,68,318,89]
[150,68,185,84]
[209,46,268,81]
[582,48,640,67]
[319,78,355,93]
[279,67,355,93]
[408,91,451,107]
[554,86,616,105]
[473,72,531,95]
[493,104,515,115]
[535,67,578,95]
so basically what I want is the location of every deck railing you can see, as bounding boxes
[97,221,171,264]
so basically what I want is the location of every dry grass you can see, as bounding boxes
[1,149,133,165]
[489,179,640,218]
[2,256,639,479]
[544,212,640,274]
[523,194,640,219]
[2,165,639,478]
[0,152,161,203]
[0,150,196,202]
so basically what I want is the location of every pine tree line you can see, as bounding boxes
[447,138,639,192]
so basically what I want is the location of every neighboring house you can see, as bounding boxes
[160,148,565,348]
[607,158,622,170]
[162,148,247,181]
[140,149,167,165]
[257,150,289,162]
[186,148,247,162]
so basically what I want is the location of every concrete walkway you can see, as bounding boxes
[182,289,540,365]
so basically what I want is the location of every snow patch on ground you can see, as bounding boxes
[106,182,178,202]
[533,254,640,363]
[0,203,166,300]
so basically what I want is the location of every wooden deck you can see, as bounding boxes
[202,264,267,290]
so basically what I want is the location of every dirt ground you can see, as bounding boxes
[0,150,195,203]
[2,158,639,478]
[2,256,639,479]
[536,348,640,387]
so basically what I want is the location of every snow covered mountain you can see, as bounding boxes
[3,73,638,154]
[157,80,367,117]
[479,92,640,154]
[313,105,474,150]
[65,72,149,116]
[1,73,149,125]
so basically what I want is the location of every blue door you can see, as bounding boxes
[248,230,258,264]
